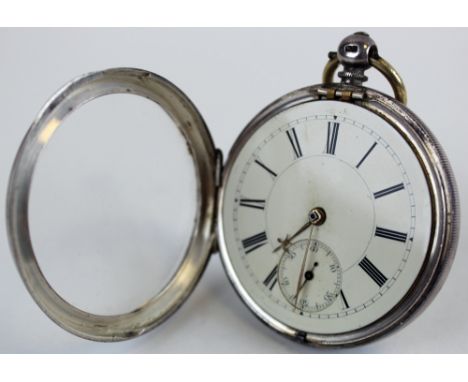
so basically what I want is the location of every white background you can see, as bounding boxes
[1,28,466,353]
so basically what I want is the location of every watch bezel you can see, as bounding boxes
[216,83,459,347]
[6,68,218,341]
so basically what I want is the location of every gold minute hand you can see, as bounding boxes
[272,220,312,253]
[272,207,326,253]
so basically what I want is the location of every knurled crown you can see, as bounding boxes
[336,32,378,85]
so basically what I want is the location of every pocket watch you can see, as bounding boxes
[7,32,459,347]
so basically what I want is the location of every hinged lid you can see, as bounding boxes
[7,68,218,341]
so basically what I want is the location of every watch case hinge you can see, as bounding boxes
[296,331,308,343]
[317,87,366,102]
[211,149,223,255]
[215,148,223,189]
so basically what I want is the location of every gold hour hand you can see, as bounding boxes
[273,221,311,253]
[273,207,326,253]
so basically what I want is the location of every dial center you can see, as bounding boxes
[309,207,326,226]
[266,155,375,271]
[304,270,314,280]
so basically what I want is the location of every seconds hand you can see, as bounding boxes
[294,226,315,308]
[292,260,319,301]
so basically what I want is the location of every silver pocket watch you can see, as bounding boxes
[7,32,459,347]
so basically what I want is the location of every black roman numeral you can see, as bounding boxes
[254,159,277,177]
[286,127,303,159]
[359,257,387,287]
[375,227,408,243]
[326,122,340,155]
[374,183,405,199]
[340,290,350,309]
[242,231,268,254]
[239,198,266,210]
[263,265,278,290]
[356,142,377,168]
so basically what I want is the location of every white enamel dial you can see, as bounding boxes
[220,100,433,335]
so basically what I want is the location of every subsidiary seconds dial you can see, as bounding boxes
[278,239,342,313]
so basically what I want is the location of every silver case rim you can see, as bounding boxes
[217,84,460,347]
[6,68,218,342]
